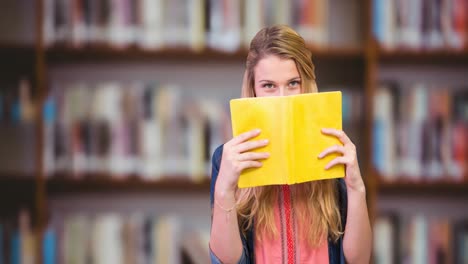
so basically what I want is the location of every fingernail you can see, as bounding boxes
[317,153,323,159]
[263,139,269,144]
[255,129,261,133]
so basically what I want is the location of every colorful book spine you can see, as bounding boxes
[43,228,56,264]
[43,0,338,49]
[374,0,467,50]
[48,213,186,264]
[42,81,231,179]
[374,83,467,181]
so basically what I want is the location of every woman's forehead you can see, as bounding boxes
[254,56,300,81]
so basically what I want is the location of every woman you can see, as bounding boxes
[209,25,372,264]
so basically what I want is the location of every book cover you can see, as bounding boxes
[454,220,468,264]
[230,91,344,188]
[181,230,210,264]
[139,84,162,179]
[243,0,264,48]
[373,215,396,264]
[42,227,56,264]
[139,0,164,50]
[295,0,328,46]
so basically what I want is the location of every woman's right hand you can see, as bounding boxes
[216,129,270,193]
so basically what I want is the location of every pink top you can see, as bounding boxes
[254,185,329,264]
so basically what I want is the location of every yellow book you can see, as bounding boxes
[230,91,345,188]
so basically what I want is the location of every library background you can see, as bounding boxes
[0,0,467,263]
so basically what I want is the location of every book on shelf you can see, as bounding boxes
[373,214,397,264]
[0,78,35,124]
[18,210,35,264]
[163,0,204,50]
[206,0,241,52]
[0,0,36,45]
[42,80,231,181]
[46,212,187,264]
[454,221,468,264]
[373,0,467,50]
[181,230,210,264]
[333,88,365,167]
[138,0,164,50]
[0,78,37,176]
[293,0,328,47]
[373,213,466,264]
[42,0,206,50]
[43,0,332,51]
[42,227,56,264]
[0,209,36,264]
[230,91,344,188]
[373,82,468,182]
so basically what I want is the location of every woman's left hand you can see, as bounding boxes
[318,128,366,193]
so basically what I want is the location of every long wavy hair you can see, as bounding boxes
[236,25,343,246]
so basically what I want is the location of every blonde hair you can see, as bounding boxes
[236,25,342,246]
[241,25,317,97]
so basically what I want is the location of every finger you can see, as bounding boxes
[235,139,269,153]
[237,152,270,161]
[324,157,348,170]
[317,145,346,159]
[321,128,351,145]
[231,129,261,145]
[238,161,262,171]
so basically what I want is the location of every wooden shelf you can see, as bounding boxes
[0,43,35,51]
[46,174,210,194]
[46,44,246,63]
[45,44,364,64]
[378,178,468,196]
[0,173,36,185]
[0,44,36,74]
[0,174,36,203]
[307,46,364,59]
[0,43,35,59]
[376,47,468,65]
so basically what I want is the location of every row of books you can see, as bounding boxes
[374,214,468,264]
[373,0,467,50]
[43,0,330,51]
[0,79,37,175]
[0,82,365,178]
[0,78,35,124]
[42,81,231,180]
[338,89,365,164]
[44,213,209,264]
[341,89,364,124]
[0,209,36,264]
[373,83,467,181]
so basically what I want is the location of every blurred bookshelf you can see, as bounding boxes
[376,46,468,64]
[0,173,36,193]
[45,45,364,64]
[371,0,468,262]
[0,44,37,82]
[46,176,210,194]
[46,45,249,62]
[377,177,468,197]
[0,43,36,59]
[0,0,467,263]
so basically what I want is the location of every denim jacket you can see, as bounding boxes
[209,145,348,264]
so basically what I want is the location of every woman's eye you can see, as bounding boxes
[263,83,275,89]
[289,80,300,87]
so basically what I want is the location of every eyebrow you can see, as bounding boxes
[258,77,301,83]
